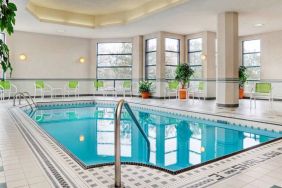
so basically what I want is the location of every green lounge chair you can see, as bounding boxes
[165,80,179,99]
[251,83,273,108]
[122,80,132,97]
[64,80,79,98]
[34,80,53,99]
[0,80,17,99]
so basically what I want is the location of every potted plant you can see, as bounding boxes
[139,80,152,99]
[239,65,248,99]
[175,63,194,99]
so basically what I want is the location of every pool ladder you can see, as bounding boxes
[13,92,37,110]
[114,99,150,188]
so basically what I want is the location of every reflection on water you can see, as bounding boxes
[30,105,281,172]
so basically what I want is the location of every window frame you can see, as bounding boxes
[242,39,261,81]
[187,38,203,81]
[145,38,157,81]
[165,38,180,80]
[96,42,133,89]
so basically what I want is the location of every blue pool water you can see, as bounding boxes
[26,103,282,172]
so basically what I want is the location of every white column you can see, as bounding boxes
[216,12,239,107]
[132,36,143,95]
[203,31,216,99]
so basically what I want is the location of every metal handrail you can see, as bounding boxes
[114,99,150,188]
[13,92,37,110]
[21,92,37,107]
[124,103,151,160]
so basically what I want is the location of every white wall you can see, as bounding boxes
[7,31,93,95]
[239,30,282,98]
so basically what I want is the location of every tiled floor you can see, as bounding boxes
[1,97,282,188]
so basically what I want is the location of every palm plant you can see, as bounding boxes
[0,0,17,35]
[0,0,17,80]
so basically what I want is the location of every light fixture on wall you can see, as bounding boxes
[79,57,86,64]
[201,54,207,61]
[254,23,264,27]
[19,54,27,61]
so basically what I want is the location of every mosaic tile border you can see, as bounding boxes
[20,100,282,175]
[27,99,282,133]
[8,102,282,188]
[8,109,80,188]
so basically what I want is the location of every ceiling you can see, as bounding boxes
[13,0,282,39]
[29,0,153,15]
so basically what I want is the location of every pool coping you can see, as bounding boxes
[18,99,282,175]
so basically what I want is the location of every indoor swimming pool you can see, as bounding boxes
[24,102,282,173]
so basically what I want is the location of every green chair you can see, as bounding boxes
[165,80,179,99]
[251,83,273,108]
[0,80,17,99]
[93,80,104,96]
[64,80,79,98]
[0,84,4,100]
[122,80,132,97]
[34,80,53,99]
[193,81,205,100]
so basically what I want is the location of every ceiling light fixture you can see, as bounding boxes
[254,23,264,27]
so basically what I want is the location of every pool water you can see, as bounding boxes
[26,103,282,172]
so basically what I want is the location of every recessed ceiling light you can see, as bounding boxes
[57,29,65,33]
[254,23,264,27]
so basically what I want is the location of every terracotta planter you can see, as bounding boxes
[178,89,187,99]
[239,87,244,99]
[141,92,150,99]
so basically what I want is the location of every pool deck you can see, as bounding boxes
[0,96,282,188]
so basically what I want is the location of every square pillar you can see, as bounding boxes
[132,36,143,95]
[216,12,239,107]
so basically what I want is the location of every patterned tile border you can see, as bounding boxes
[19,100,282,175]
[8,99,282,187]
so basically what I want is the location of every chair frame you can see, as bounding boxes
[119,80,132,98]
[0,85,4,100]
[191,81,206,101]
[165,80,179,100]
[0,80,18,100]
[34,80,53,99]
[250,82,273,108]
[64,81,79,98]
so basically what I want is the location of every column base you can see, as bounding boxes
[216,103,239,108]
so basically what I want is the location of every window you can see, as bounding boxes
[0,33,5,77]
[0,32,5,42]
[165,38,180,80]
[242,40,261,80]
[97,42,133,88]
[188,38,203,80]
[145,38,157,80]
[96,107,132,157]
[145,38,157,91]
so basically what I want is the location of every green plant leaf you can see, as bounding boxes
[175,63,194,89]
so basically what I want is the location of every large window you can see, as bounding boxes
[0,33,5,77]
[165,38,180,80]
[242,40,261,80]
[97,42,133,88]
[188,38,203,80]
[145,38,157,80]
[0,32,5,42]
